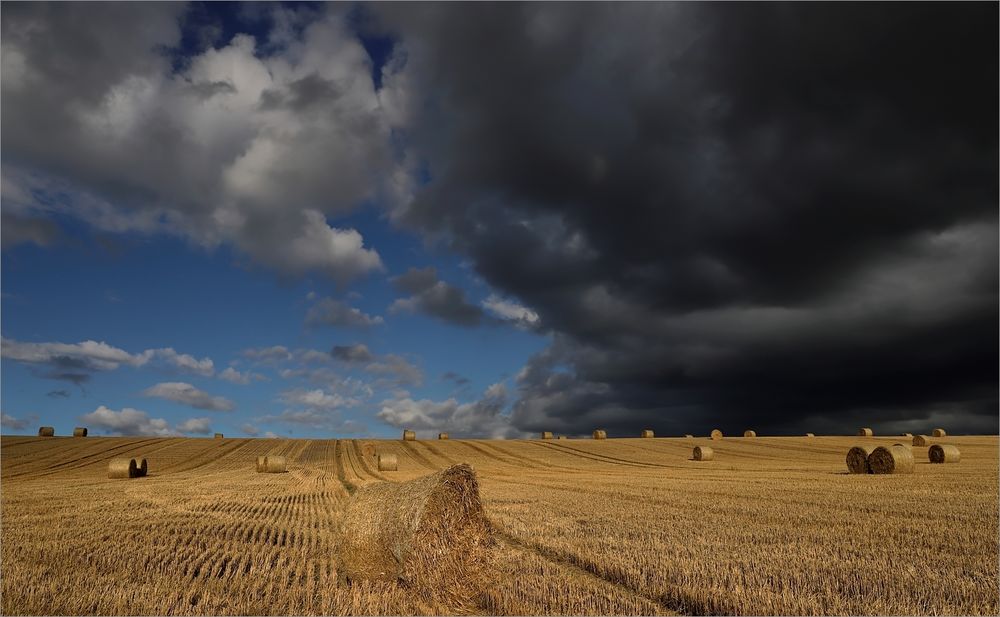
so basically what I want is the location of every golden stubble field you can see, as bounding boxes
[1,434,997,615]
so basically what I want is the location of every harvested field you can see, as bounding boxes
[1,435,997,615]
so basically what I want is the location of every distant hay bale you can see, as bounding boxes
[361,442,377,459]
[214,433,224,439]
[540,431,553,439]
[336,464,494,607]
[869,444,914,474]
[932,428,947,437]
[136,457,148,477]
[913,435,931,446]
[557,435,567,440]
[38,426,54,437]
[377,453,398,471]
[403,430,416,441]
[592,429,607,440]
[901,433,913,438]
[72,427,88,437]
[693,446,714,461]
[263,455,286,473]
[805,433,815,437]
[743,430,756,438]
[641,429,654,438]
[858,428,873,437]
[256,456,265,472]
[928,444,960,464]
[710,429,722,440]
[684,434,694,439]
[892,442,913,451]
[108,458,140,479]
[438,432,449,440]
[846,445,876,474]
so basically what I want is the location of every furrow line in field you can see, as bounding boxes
[398,440,440,471]
[531,441,675,468]
[349,440,388,481]
[166,439,255,474]
[4,438,164,478]
[333,440,357,495]
[480,441,579,471]
[453,440,524,468]
[413,440,461,466]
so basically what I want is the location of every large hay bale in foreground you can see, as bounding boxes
[438,432,449,440]
[928,444,960,464]
[710,429,723,440]
[214,433,224,439]
[108,458,140,479]
[377,453,398,471]
[744,430,756,438]
[846,445,876,474]
[540,431,553,440]
[932,428,947,437]
[693,446,713,461]
[73,427,88,437]
[361,442,377,459]
[256,456,265,472]
[592,429,607,439]
[263,456,286,473]
[869,445,914,474]
[641,429,654,438]
[337,464,494,606]
[403,430,416,441]
[858,427,873,437]
[913,435,931,446]
[38,426,54,437]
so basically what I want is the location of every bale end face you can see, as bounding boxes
[438,432,449,440]
[256,456,266,473]
[846,445,876,474]
[640,429,654,438]
[928,444,960,464]
[377,453,398,471]
[540,431,554,439]
[37,426,55,437]
[337,464,494,608]
[869,445,915,474]
[136,457,148,477]
[693,446,714,461]
[214,433,224,439]
[710,429,723,440]
[913,435,931,446]
[743,430,757,438]
[592,429,607,440]
[932,428,947,437]
[858,428,873,437]
[72,427,88,437]
[403,430,416,441]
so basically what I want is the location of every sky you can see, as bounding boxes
[2,2,997,439]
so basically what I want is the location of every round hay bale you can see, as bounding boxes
[858,427,873,437]
[928,444,960,464]
[108,458,139,479]
[540,431,554,440]
[846,445,876,474]
[72,427,88,437]
[136,457,148,477]
[710,429,722,440]
[684,434,694,439]
[640,429,654,438]
[932,428,947,437]
[556,435,568,440]
[869,444,915,474]
[892,442,913,451]
[901,433,913,438]
[743,430,756,438]
[403,430,416,441]
[263,455,286,473]
[438,432,449,440]
[592,429,607,440]
[361,442,377,459]
[805,433,815,437]
[214,433,224,439]
[377,453,398,471]
[693,446,714,461]
[38,426,54,437]
[336,464,494,608]
[913,434,931,446]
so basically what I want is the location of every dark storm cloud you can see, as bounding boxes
[389,267,486,327]
[331,344,375,363]
[376,2,999,435]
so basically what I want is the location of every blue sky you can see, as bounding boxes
[2,2,996,437]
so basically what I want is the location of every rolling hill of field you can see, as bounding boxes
[2,434,997,615]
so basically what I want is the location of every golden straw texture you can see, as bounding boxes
[929,444,961,464]
[693,446,714,461]
[72,427,87,437]
[869,445,915,474]
[108,458,139,479]
[592,429,607,440]
[846,445,876,474]
[377,453,398,471]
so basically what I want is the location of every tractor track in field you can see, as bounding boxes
[480,441,579,471]
[333,440,356,494]
[348,440,388,482]
[454,440,527,468]
[4,438,165,478]
[412,440,460,466]
[398,440,439,471]
[530,440,677,469]
[164,439,256,474]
